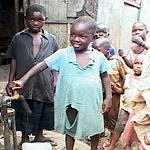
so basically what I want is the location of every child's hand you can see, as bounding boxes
[6,82,14,96]
[11,80,24,91]
[132,36,143,45]
[102,98,112,113]
[144,133,150,145]
[111,82,116,91]
[111,83,118,93]
[118,48,125,57]
[111,82,123,94]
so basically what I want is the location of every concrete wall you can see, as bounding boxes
[97,0,150,52]
[120,4,139,51]
[97,0,124,49]
[139,0,150,39]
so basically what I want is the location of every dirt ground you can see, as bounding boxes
[0,64,140,150]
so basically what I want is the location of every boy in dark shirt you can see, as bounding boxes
[6,4,58,148]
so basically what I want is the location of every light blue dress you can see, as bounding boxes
[44,47,108,139]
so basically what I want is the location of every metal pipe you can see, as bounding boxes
[1,96,12,105]
[1,104,12,150]
[18,95,32,115]
[0,93,32,150]
[1,94,32,115]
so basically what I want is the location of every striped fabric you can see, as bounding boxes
[11,99,54,135]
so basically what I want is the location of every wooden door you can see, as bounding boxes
[28,0,98,48]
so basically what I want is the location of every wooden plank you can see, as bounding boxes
[23,0,29,14]
[14,0,19,32]
[29,0,67,20]
[44,23,68,48]
[84,0,98,19]
[23,0,29,28]
[67,0,84,17]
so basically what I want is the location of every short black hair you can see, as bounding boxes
[96,23,110,32]
[26,4,46,17]
[92,38,111,49]
[133,21,148,30]
[72,16,97,36]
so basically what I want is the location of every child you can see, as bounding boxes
[131,21,149,50]
[103,55,147,150]
[118,21,150,69]
[10,16,112,150]
[94,23,116,55]
[6,4,58,148]
[92,38,111,58]
[92,38,127,149]
[122,54,150,150]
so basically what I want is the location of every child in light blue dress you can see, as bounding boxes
[11,16,112,150]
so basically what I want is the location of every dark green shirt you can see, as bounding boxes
[7,29,58,103]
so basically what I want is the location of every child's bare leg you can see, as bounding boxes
[18,132,29,149]
[104,133,121,150]
[21,132,29,143]
[34,130,45,141]
[65,134,75,150]
[91,134,100,150]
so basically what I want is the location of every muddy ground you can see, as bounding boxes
[0,64,140,150]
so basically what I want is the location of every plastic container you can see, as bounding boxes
[22,142,52,150]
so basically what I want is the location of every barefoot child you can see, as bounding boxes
[122,54,150,150]
[6,4,58,148]
[103,55,149,150]
[10,16,112,150]
[92,38,127,149]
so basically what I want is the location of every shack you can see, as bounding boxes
[0,0,98,65]
[0,0,149,64]
[0,0,24,64]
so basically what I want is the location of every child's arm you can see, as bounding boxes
[52,70,58,90]
[132,36,149,50]
[6,59,17,96]
[12,61,48,91]
[118,49,133,68]
[111,82,124,94]
[100,72,112,113]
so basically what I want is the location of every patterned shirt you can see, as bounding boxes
[108,55,127,89]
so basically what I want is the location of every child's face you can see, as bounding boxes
[94,44,110,56]
[132,23,148,40]
[94,26,109,39]
[70,23,94,52]
[26,11,46,33]
[133,58,143,76]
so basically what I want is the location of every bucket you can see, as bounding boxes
[22,142,52,150]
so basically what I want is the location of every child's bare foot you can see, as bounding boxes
[34,135,57,147]
[102,145,115,150]
[102,139,111,149]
